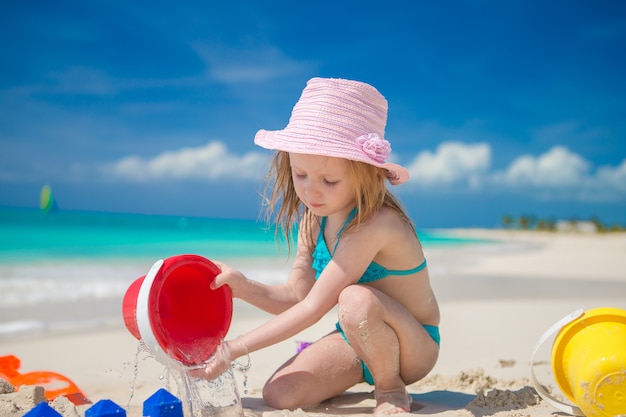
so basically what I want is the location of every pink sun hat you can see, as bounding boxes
[254,77,409,185]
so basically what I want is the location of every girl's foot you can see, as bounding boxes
[374,387,412,415]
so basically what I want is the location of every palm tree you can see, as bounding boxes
[502,215,514,229]
[518,215,531,230]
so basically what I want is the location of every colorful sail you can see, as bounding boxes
[40,185,58,213]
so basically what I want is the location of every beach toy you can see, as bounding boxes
[85,399,126,417]
[122,254,233,366]
[0,355,90,405]
[23,403,62,417]
[143,388,183,417]
[531,307,626,417]
[296,341,312,353]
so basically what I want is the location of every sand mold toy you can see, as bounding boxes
[0,354,90,405]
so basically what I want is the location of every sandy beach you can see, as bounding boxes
[2,229,626,417]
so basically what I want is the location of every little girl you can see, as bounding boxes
[197,77,440,415]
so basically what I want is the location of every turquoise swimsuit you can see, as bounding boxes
[312,216,428,282]
[311,209,440,385]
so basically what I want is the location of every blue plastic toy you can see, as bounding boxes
[85,399,126,417]
[143,388,183,417]
[23,403,62,417]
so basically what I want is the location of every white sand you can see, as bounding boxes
[2,230,626,417]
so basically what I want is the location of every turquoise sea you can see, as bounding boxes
[0,207,482,338]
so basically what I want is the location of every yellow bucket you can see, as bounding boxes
[532,307,626,417]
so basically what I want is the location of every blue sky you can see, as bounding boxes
[1,1,625,228]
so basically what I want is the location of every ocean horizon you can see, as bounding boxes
[0,206,488,339]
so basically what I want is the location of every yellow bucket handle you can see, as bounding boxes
[530,308,585,416]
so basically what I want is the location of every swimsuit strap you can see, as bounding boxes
[385,259,427,276]
[323,207,357,254]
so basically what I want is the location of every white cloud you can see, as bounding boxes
[493,146,591,187]
[400,141,625,202]
[405,142,491,188]
[109,141,267,182]
[489,146,626,201]
[595,159,626,193]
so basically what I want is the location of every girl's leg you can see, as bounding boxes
[337,285,439,415]
[263,331,364,409]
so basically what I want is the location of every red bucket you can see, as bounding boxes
[122,255,233,366]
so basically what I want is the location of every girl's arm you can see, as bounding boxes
[212,222,317,315]
[195,270,340,380]
[226,258,351,358]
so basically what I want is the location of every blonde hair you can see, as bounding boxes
[261,151,413,252]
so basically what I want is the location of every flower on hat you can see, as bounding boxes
[355,133,391,163]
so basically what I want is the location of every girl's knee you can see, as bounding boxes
[263,375,308,409]
[337,285,380,332]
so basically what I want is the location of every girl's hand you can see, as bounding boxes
[211,261,246,297]
[188,342,233,381]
